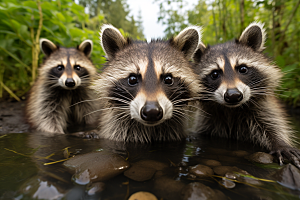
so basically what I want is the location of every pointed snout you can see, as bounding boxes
[140,101,163,122]
[224,88,243,103]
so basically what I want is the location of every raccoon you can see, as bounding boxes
[193,22,300,167]
[26,39,98,134]
[90,24,202,142]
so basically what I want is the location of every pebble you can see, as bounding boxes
[182,182,227,200]
[221,178,236,189]
[245,152,273,164]
[189,164,214,176]
[124,165,156,182]
[128,191,158,200]
[154,176,186,200]
[231,150,249,157]
[202,160,221,167]
[72,169,90,185]
[273,163,300,190]
[63,151,130,183]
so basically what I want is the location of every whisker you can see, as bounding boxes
[83,106,129,117]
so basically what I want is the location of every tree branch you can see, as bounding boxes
[282,0,300,35]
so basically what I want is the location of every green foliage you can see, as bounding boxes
[157,0,300,106]
[0,0,106,100]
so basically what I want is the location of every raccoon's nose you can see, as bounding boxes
[141,101,163,122]
[65,78,76,87]
[224,89,243,103]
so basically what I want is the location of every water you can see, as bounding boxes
[0,115,300,200]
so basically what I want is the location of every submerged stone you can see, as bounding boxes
[245,152,273,164]
[154,175,186,200]
[231,150,249,157]
[128,191,158,200]
[63,151,130,183]
[182,182,227,200]
[189,164,214,177]
[124,164,156,182]
[221,178,236,189]
[72,169,90,185]
[202,160,222,167]
[273,163,300,190]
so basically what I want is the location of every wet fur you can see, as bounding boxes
[26,40,97,134]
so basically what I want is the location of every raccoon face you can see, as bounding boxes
[96,24,201,126]
[194,22,281,107]
[40,39,95,90]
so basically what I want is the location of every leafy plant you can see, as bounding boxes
[0,0,106,100]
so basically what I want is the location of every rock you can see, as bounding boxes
[221,178,236,189]
[202,160,221,167]
[213,166,261,185]
[245,152,273,164]
[154,176,186,200]
[124,165,156,182]
[72,169,90,185]
[224,171,261,186]
[231,150,249,157]
[63,152,130,183]
[182,182,227,200]
[128,191,158,200]
[134,160,168,171]
[273,163,300,190]
[154,171,165,178]
[189,165,214,176]
[86,182,105,195]
[213,166,250,176]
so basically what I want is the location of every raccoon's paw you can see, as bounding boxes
[71,130,99,139]
[270,146,300,168]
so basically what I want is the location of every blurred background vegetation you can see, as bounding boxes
[0,0,300,107]
[156,0,300,106]
[0,0,144,101]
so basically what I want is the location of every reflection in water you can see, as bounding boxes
[0,128,300,199]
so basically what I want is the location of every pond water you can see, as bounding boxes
[0,114,300,200]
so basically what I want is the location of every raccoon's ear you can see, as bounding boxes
[78,40,93,57]
[239,22,266,52]
[40,39,57,57]
[100,24,128,60]
[193,42,206,64]
[172,26,202,60]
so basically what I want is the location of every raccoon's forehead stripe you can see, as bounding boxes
[144,55,159,93]
[223,55,235,82]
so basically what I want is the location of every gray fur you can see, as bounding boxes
[194,22,296,151]
[92,24,202,142]
[26,39,98,134]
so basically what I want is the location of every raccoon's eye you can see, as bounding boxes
[164,75,174,85]
[74,65,81,71]
[57,65,64,71]
[128,74,138,86]
[238,65,248,74]
[210,70,220,80]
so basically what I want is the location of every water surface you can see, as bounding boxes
[0,115,300,200]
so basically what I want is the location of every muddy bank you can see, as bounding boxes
[0,101,29,134]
